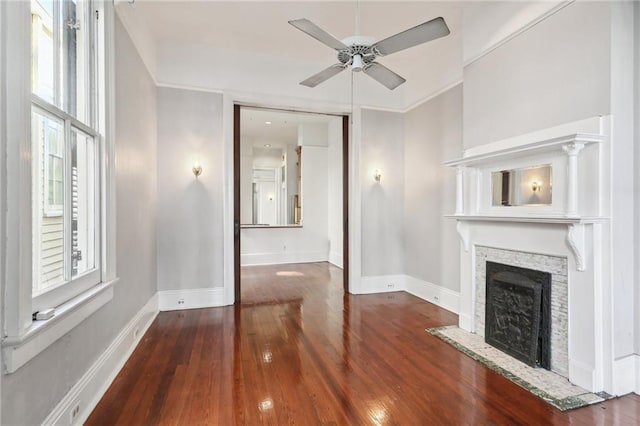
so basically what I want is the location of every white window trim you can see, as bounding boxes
[1,0,118,374]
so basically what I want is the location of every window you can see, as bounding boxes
[31,0,100,311]
[2,0,115,372]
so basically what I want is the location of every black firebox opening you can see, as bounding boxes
[485,261,551,369]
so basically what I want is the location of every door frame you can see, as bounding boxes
[233,104,350,303]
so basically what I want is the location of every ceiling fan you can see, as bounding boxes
[288,16,450,90]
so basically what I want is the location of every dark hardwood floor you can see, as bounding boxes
[88,262,640,425]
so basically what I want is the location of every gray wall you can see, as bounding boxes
[463,1,611,149]
[1,16,158,425]
[156,87,224,290]
[360,109,404,276]
[403,85,463,292]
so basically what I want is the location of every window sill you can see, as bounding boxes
[2,278,119,374]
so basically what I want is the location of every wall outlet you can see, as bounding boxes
[387,283,395,289]
[177,298,185,305]
[134,327,140,339]
[70,402,80,423]
[434,295,440,302]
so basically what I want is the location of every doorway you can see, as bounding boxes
[233,105,349,303]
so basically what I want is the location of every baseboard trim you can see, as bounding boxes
[458,313,473,332]
[636,355,640,394]
[356,274,461,315]
[404,275,460,315]
[611,354,638,396]
[158,287,227,311]
[43,293,159,425]
[241,251,328,266]
[569,358,596,392]
[358,275,405,294]
[328,250,343,269]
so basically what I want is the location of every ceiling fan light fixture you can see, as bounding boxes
[352,54,364,72]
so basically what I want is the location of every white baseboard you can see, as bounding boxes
[357,275,405,294]
[328,250,343,268]
[458,313,473,332]
[241,250,328,266]
[611,354,638,396]
[404,275,460,315]
[636,355,640,394]
[355,274,461,316]
[569,358,596,392]
[158,287,227,311]
[43,293,159,426]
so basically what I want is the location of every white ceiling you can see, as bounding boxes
[241,107,336,149]
[116,1,560,110]
[134,1,461,63]
[117,1,463,109]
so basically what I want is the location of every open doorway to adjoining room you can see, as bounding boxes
[233,105,349,303]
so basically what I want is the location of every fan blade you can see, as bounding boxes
[363,62,406,90]
[300,64,347,88]
[372,17,450,56]
[289,19,348,51]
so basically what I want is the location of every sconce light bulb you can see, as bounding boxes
[374,169,382,183]
[193,162,203,178]
[532,181,541,192]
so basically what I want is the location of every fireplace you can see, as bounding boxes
[485,261,551,369]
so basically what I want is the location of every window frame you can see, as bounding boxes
[30,0,102,312]
[31,96,102,313]
[1,0,118,374]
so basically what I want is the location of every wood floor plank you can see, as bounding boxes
[87,262,640,425]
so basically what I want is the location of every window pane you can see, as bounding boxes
[32,109,66,296]
[31,0,92,124]
[70,127,97,277]
[31,0,56,103]
[62,0,90,123]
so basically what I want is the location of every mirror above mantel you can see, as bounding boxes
[491,164,553,207]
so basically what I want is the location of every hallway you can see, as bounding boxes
[87,263,640,424]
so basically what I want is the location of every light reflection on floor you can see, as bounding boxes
[276,271,305,277]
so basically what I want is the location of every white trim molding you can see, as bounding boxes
[463,1,575,67]
[636,355,640,395]
[2,280,118,373]
[404,276,460,315]
[611,355,639,396]
[355,274,460,315]
[158,287,226,311]
[42,292,158,426]
[358,275,406,295]
[328,250,343,269]
[241,251,328,267]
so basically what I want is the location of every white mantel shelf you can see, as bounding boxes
[449,214,607,272]
[444,133,604,167]
[445,214,609,224]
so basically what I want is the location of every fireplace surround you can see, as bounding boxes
[445,116,612,392]
[476,247,567,377]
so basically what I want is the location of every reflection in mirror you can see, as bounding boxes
[491,164,552,207]
[240,107,331,227]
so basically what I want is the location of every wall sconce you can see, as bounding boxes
[192,161,203,178]
[531,181,541,192]
[373,169,382,183]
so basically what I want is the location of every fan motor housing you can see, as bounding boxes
[338,36,377,66]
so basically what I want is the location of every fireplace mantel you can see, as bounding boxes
[448,117,612,393]
[448,215,609,272]
[443,126,608,273]
[443,133,603,168]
